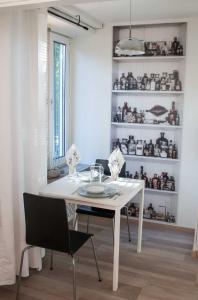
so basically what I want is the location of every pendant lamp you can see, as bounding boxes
[115,0,145,56]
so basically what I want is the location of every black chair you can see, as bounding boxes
[75,159,131,242]
[16,193,101,300]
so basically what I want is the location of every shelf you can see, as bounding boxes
[122,215,176,226]
[111,122,182,130]
[113,56,186,63]
[112,90,184,95]
[145,188,178,195]
[124,155,180,163]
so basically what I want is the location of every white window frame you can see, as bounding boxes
[48,32,71,169]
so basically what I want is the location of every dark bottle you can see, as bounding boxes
[134,171,139,179]
[148,203,154,218]
[168,140,173,158]
[115,138,121,150]
[127,72,133,90]
[120,73,127,90]
[143,172,149,188]
[129,203,136,216]
[144,142,149,156]
[172,144,177,159]
[175,113,180,126]
[152,174,158,189]
[148,139,154,156]
[157,176,161,190]
[142,73,148,88]
[122,102,128,122]
[126,171,130,178]
[171,37,179,55]
[140,166,144,179]
[156,132,168,147]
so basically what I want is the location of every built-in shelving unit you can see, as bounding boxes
[112,90,184,95]
[111,122,182,130]
[111,21,187,225]
[124,154,180,163]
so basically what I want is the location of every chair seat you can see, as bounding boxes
[76,205,115,219]
[69,230,92,254]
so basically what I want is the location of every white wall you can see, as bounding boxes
[71,24,112,164]
[177,18,198,228]
[71,19,198,228]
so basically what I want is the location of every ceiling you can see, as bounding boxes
[73,0,198,23]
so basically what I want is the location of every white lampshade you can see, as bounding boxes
[115,37,145,56]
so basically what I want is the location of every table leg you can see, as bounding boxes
[113,208,120,291]
[137,187,144,253]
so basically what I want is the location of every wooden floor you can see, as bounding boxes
[1,217,198,300]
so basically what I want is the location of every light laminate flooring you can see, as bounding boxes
[0,217,197,300]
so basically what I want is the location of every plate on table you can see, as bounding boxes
[77,183,120,198]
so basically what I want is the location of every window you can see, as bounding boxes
[48,33,70,168]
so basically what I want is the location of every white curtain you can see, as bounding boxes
[0,8,48,285]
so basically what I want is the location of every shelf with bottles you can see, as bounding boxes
[113,70,183,94]
[111,122,182,130]
[122,215,177,226]
[145,189,178,195]
[113,56,186,63]
[112,132,179,162]
[114,34,184,58]
[125,166,177,194]
[112,101,181,128]
[121,201,176,224]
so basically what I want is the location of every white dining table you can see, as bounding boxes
[39,175,144,291]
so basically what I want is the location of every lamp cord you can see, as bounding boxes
[129,0,132,39]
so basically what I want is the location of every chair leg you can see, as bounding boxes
[73,214,78,230]
[71,256,76,300]
[16,245,33,300]
[50,250,53,270]
[86,215,90,233]
[124,206,131,242]
[90,236,102,282]
[112,218,115,245]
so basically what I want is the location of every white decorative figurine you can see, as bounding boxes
[66,144,80,175]
[108,148,125,181]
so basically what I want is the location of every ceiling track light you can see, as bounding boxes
[48,7,95,31]
[115,0,145,56]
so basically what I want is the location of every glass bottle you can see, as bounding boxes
[121,138,128,155]
[156,132,168,147]
[152,174,158,189]
[115,138,121,150]
[137,76,142,90]
[128,135,136,155]
[127,72,133,90]
[168,140,173,158]
[117,106,122,122]
[150,74,156,91]
[136,140,144,156]
[144,142,149,156]
[148,139,154,156]
[120,73,127,90]
[175,113,180,126]
[142,73,148,88]
[172,144,177,159]
[122,102,128,122]
[113,79,119,90]
[134,171,139,179]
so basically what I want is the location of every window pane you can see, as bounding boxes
[53,41,66,159]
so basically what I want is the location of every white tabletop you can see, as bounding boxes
[39,176,144,210]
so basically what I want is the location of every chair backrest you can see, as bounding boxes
[95,159,126,178]
[23,193,70,253]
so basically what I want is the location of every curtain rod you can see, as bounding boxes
[48,7,89,31]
